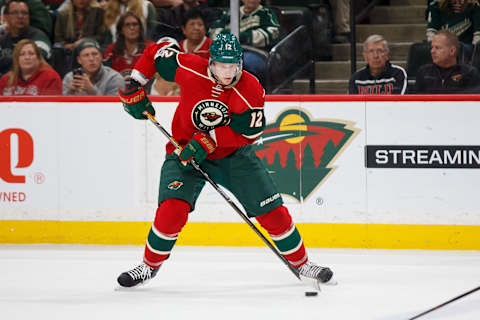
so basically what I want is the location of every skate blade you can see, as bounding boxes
[300,276,321,291]
[114,283,146,291]
[114,284,128,291]
[300,275,338,291]
[114,284,136,291]
[322,278,338,286]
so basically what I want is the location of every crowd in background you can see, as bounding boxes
[0,0,479,96]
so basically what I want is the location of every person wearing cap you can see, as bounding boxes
[62,39,125,95]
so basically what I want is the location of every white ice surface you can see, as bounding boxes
[0,245,479,320]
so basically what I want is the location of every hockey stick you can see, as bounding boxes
[408,285,480,320]
[142,111,301,280]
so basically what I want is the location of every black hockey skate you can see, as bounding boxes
[117,263,159,287]
[298,261,334,284]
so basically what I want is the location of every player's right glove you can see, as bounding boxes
[119,86,155,120]
[178,131,216,167]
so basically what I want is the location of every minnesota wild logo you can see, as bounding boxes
[192,99,229,131]
[253,109,359,202]
[168,181,183,190]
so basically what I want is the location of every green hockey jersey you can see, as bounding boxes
[427,0,480,44]
[209,5,280,49]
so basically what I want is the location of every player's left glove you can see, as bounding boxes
[178,131,216,167]
[230,108,265,137]
[119,86,155,120]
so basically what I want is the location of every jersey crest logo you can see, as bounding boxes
[202,112,222,122]
[192,100,230,131]
[451,74,463,82]
[167,180,183,190]
[252,109,359,202]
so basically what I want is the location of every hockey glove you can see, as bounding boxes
[119,86,155,120]
[230,108,265,137]
[178,131,216,167]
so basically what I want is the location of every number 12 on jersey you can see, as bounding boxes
[250,110,264,128]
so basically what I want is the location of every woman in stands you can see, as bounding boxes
[54,0,105,51]
[102,0,156,45]
[0,39,62,95]
[150,9,212,95]
[103,12,154,79]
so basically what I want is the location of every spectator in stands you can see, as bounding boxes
[63,39,125,95]
[427,0,480,45]
[329,0,351,43]
[172,0,216,29]
[349,34,407,94]
[415,30,480,93]
[0,0,51,76]
[0,39,61,95]
[151,9,212,95]
[179,8,211,58]
[103,0,156,45]
[54,0,104,51]
[0,0,53,38]
[103,11,155,79]
[209,0,280,83]
[155,0,216,40]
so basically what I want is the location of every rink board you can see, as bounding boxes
[1,95,480,249]
[1,220,479,250]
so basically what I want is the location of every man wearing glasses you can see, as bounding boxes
[348,34,407,95]
[63,39,125,95]
[0,0,51,76]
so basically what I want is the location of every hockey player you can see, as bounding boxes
[117,33,334,288]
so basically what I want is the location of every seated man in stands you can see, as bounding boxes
[349,34,407,94]
[63,39,125,95]
[209,0,280,83]
[0,0,51,77]
[415,29,480,93]
[0,0,53,38]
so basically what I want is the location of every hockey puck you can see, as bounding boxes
[305,291,318,297]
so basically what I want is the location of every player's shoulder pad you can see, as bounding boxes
[234,71,265,108]
[177,53,209,74]
[154,41,181,61]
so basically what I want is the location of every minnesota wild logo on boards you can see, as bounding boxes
[253,109,359,202]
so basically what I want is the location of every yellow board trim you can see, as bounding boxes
[0,220,479,250]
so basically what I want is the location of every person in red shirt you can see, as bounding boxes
[116,33,335,288]
[151,9,212,95]
[0,38,62,95]
[178,8,212,59]
[103,11,155,79]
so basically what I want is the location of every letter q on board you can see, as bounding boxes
[0,129,34,184]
